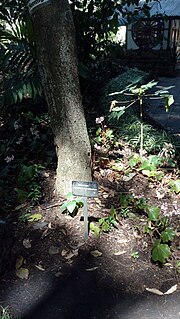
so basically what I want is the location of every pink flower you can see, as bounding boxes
[95,116,104,124]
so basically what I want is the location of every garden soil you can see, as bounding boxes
[0,170,179,319]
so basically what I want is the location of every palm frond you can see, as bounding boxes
[0,2,42,110]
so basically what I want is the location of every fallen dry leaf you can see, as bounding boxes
[35,264,45,271]
[48,222,52,229]
[122,172,136,182]
[33,221,47,230]
[16,256,24,270]
[61,249,68,257]
[114,250,127,256]
[64,251,76,260]
[146,284,177,296]
[155,190,165,199]
[23,239,31,249]
[16,268,29,280]
[61,249,78,260]
[164,284,177,295]
[146,288,164,296]
[85,267,99,272]
[90,250,102,257]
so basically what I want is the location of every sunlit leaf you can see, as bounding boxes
[168,180,180,194]
[16,267,29,279]
[66,201,77,214]
[90,222,100,236]
[90,250,102,257]
[147,206,160,221]
[162,95,174,112]
[27,213,42,222]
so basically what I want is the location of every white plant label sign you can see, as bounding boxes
[27,0,51,14]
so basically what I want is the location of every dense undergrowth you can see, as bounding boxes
[0,68,179,319]
[0,101,56,214]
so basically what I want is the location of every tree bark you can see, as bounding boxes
[30,0,92,195]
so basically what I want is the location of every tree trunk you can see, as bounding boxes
[30,0,92,195]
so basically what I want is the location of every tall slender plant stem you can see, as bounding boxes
[139,96,143,155]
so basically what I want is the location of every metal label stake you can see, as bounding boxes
[72,181,98,240]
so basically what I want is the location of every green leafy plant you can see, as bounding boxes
[131,251,139,260]
[60,192,84,217]
[127,154,174,181]
[119,193,134,208]
[143,206,176,263]
[117,191,176,264]
[27,182,42,203]
[118,81,173,155]
[168,179,180,194]
[119,193,149,217]
[0,1,42,109]
[90,206,118,236]
[105,71,175,154]
[93,116,114,151]
[15,164,43,204]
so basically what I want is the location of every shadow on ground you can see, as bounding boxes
[0,242,179,319]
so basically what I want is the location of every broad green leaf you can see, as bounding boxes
[66,201,77,214]
[60,202,68,213]
[139,160,156,171]
[147,206,160,221]
[142,170,156,177]
[168,180,180,194]
[27,213,42,222]
[152,240,171,263]
[65,192,74,200]
[137,198,147,210]
[119,193,134,208]
[161,227,176,243]
[163,95,174,112]
[98,218,104,226]
[90,222,100,236]
[129,155,142,168]
[148,155,161,166]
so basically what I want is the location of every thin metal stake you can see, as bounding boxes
[83,197,88,240]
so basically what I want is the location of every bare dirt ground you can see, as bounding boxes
[0,156,179,318]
